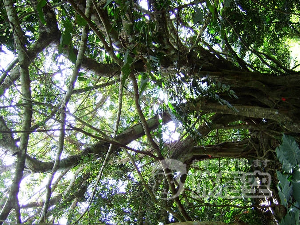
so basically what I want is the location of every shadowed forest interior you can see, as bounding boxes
[0,0,300,224]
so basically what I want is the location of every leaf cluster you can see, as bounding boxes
[276,134,300,224]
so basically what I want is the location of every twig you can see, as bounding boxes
[0,58,18,85]
[67,0,122,65]
[38,0,91,222]
[0,0,32,223]
[124,149,185,222]
[75,68,124,222]
[130,73,192,221]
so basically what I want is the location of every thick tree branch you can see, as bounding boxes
[0,1,60,97]
[0,0,32,223]
[182,100,300,133]
[0,116,19,153]
[170,114,241,162]
[124,149,186,222]
[66,0,122,65]
[130,73,161,155]
[130,73,192,221]
[25,112,171,173]
[67,46,120,77]
[39,2,91,221]
[75,68,124,222]
[191,139,253,158]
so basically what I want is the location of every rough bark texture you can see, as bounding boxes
[0,0,299,223]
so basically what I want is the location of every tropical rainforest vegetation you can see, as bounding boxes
[0,0,300,224]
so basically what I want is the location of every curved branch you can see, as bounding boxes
[0,1,60,97]
[130,73,192,221]
[170,114,241,162]
[38,2,91,221]
[0,58,18,85]
[25,112,171,173]
[124,149,185,222]
[182,99,300,133]
[191,139,253,158]
[66,0,122,65]
[1,0,33,223]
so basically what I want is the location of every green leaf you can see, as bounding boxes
[276,135,300,168]
[68,47,77,63]
[121,50,133,85]
[193,8,203,24]
[76,14,87,27]
[280,211,298,225]
[168,102,175,112]
[78,76,87,81]
[0,88,4,96]
[64,19,74,33]
[123,50,133,65]
[292,209,300,225]
[277,171,292,207]
[37,0,47,25]
[139,73,148,98]
[191,79,197,88]
[292,181,300,204]
[60,32,72,46]
[292,167,300,182]
[121,64,131,85]
[292,167,300,204]
[224,0,232,7]
[206,0,216,21]
[283,160,294,174]
[104,0,114,8]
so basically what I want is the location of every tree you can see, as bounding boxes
[0,0,299,224]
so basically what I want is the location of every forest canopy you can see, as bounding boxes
[0,0,300,224]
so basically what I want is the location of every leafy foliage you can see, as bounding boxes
[0,0,299,224]
[276,135,300,225]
